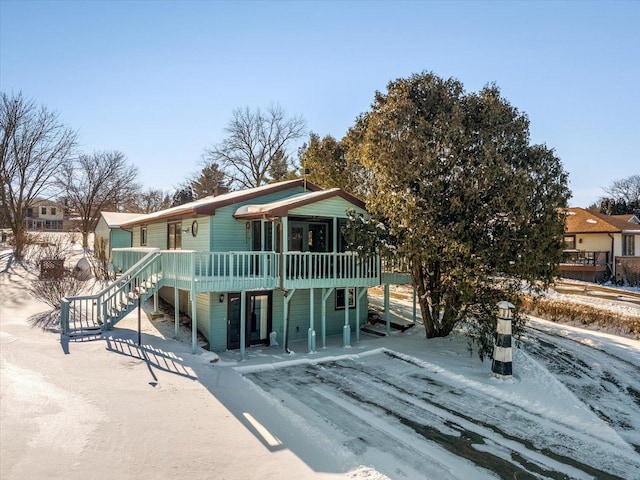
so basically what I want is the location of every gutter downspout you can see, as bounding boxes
[608,233,615,280]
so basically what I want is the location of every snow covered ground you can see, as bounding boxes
[1,249,640,479]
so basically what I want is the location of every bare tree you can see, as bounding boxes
[128,187,173,213]
[58,151,140,248]
[603,174,640,204]
[203,104,306,189]
[0,92,78,260]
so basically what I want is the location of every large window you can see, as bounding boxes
[140,226,147,246]
[41,206,47,215]
[622,234,635,256]
[168,222,182,250]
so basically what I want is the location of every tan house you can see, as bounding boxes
[25,200,65,231]
[561,207,640,283]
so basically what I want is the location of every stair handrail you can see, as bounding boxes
[60,248,162,335]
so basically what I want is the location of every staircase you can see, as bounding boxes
[61,249,162,338]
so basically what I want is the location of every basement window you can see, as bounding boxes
[335,287,356,310]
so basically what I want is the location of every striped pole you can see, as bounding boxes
[492,301,515,379]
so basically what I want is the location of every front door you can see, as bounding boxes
[227,291,273,350]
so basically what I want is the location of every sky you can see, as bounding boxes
[1,0,638,207]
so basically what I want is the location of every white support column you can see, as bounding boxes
[174,288,179,339]
[308,288,316,353]
[343,288,350,348]
[332,217,337,253]
[191,289,197,354]
[282,218,288,253]
[154,291,159,314]
[240,291,246,361]
[384,284,391,335]
[355,287,367,343]
[260,219,265,251]
[283,289,296,353]
[321,287,334,348]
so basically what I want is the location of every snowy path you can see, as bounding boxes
[521,319,640,453]
[244,347,640,479]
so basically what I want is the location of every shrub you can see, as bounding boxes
[521,294,640,338]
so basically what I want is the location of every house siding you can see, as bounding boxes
[211,187,307,252]
[206,287,368,352]
[573,233,611,253]
[289,197,367,218]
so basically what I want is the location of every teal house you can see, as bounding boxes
[61,180,411,358]
[94,212,142,259]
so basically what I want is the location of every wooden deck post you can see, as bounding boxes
[308,288,316,353]
[343,289,350,347]
[240,291,246,361]
[283,289,295,353]
[174,288,180,340]
[321,287,334,348]
[384,283,390,335]
[191,289,197,354]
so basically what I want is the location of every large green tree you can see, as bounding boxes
[346,72,570,358]
[298,132,370,196]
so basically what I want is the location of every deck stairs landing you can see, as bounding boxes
[61,250,162,338]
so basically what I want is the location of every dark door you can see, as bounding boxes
[227,291,273,350]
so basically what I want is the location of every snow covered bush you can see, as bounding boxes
[521,295,640,338]
[30,275,84,310]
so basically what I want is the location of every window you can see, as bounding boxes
[622,234,635,256]
[167,223,182,250]
[51,207,57,215]
[41,207,47,215]
[141,226,147,246]
[563,235,576,250]
[336,287,356,310]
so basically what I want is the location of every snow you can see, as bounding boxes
[2,248,640,479]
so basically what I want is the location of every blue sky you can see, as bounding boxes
[1,0,638,207]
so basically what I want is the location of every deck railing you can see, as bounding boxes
[561,251,609,267]
[282,252,380,288]
[61,249,162,334]
[111,248,410,291]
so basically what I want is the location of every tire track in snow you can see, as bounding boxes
[246,353,633,479]
[520,326,640,453]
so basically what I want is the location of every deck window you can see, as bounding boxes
[622,234,635,256]
[336,287,355,310]
[140,226,147,246]
[168,222,182,250]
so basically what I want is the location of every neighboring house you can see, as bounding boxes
[62,179,411,357]
[561,207,640,283]
[25,200,65,232]
[94,212,142,259]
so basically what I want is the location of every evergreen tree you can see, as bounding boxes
[345,72,570,358]
[191,161,227,199]
[298,132,370,197]
[171,185,194,207]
